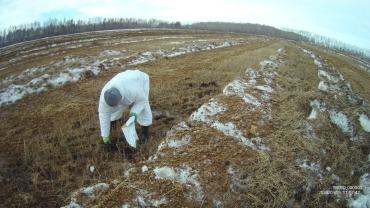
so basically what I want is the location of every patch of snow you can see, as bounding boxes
[153,166,176,180]
[128,51,156,65]
[246,68,258,80]
[99,49,123,57]
[190,98,226,123]
[255,85,273,93]
[61,201,82,208]
[124,167,134,177]
[169,41,183,44]
[135,190,168,208]
[349,195,370,208]
[80,183,110,198]
[251,137,271,151]
[47,72,74,87]
[308,108,318,120]
[260,60,277,68]
[142,165,148,173]
[329,110,353,135]
[1,66,47,86]
[227,166,249,193]
[318,81,329,92]
[164,134,192,149]
[153,166,203,201]
[223,80,247,95]
[331,174,340,183]
[213,199,224,208]
[359,114,370,132]
[302,49,310,54]
[121,203,130,208]
[314,59,323,67]
[150,197,168,207]
[211,121,257,149]
[310,100,326,113]
[223,80,262,107]
[158,41,239,58]
[242,94,262,107]
[297,159,321,172]
[303,122,317,139]
[163,48,188,57]
[89,166,95,173]
[318,70,341,83]
[0,83,47,105]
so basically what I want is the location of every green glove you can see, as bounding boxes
[102,136,110,144]
[129,112,138,122]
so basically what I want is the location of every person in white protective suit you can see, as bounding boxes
[98,69,152,150]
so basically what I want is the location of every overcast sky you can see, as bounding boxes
[0,0,369,49]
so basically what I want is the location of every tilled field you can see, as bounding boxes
[0,29,369,207]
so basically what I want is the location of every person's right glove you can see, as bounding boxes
[102,136,110,144]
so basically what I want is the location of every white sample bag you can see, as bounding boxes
[121,117,139,148]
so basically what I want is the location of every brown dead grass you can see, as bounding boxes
[262,43,367,208]
[1,30,367,207]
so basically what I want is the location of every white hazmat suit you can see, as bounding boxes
[98,70,152,138]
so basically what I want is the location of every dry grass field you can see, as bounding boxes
[0,29,369,207]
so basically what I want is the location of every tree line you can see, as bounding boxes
[190,22,306,41]
[0,18,181,47]
[0,18,368,61]
[292,30,370,62]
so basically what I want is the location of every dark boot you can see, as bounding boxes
[140,125,150,144]
[124,146,135,161]
[105,140,118,152]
